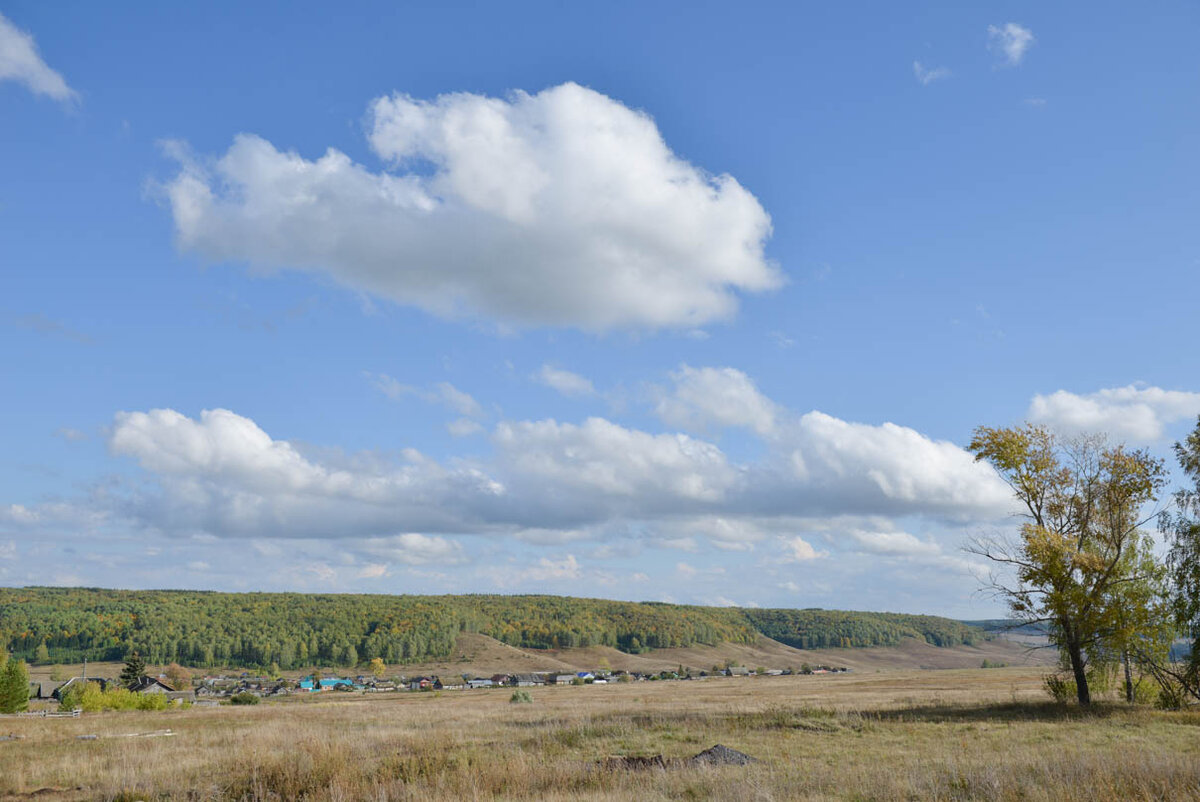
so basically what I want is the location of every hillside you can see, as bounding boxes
[0,586,988,670]
[386,632,1053,677]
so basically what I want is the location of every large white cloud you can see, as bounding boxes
[1028,385,1200,442]
[0,13,76,103]
[163,82,779,331]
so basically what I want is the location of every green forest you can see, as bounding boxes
[744,609,981,649]
[0,587,983,669]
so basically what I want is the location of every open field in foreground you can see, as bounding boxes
[2,667,1199,801]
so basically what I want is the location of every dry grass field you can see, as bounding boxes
[3,667,1199,801]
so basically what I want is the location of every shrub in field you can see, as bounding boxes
[60,684,169,712]
[1155,679,1187,710]
[230,692,260,705]
[1131,679,1159,705]
[1043,674,1074,704]
[509,689,532,704]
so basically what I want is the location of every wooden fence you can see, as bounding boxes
[0,709,81,718]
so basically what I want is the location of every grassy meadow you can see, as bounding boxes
[2,667,1199,801]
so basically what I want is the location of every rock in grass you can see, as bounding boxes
[601,745,757,771]
[688,744,757,766]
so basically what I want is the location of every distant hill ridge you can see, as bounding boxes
[0,587,983,669]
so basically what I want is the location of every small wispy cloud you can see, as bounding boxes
[534,364,595,398]
[913,61,951,86]
[0,12,78,104]
[988,23,1035,66]
[769,331,796,349]
[9,314,92,344]
[365,373,484,418]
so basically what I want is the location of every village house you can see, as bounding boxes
[51,676,111,700]
[130,676,176,694]
[512,673,545,687]
[298,677,354,692]
[407,676,441,691]
[127,676,196,702]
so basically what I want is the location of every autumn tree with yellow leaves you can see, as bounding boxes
[968,424,1169,706]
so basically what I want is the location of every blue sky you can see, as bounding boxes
[2,1,1198,616]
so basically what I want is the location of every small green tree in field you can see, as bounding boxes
[509,689,532,704]
[0,658,30,713]
[34,642,50,664]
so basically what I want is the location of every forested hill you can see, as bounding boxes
[0,587,983,669]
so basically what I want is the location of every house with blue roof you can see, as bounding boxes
[298,676,354,692]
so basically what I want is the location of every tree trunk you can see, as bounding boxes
[1064,623,1091,706]
[1123,650,1134,703]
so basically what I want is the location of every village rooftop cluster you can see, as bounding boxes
[25,664,852,709]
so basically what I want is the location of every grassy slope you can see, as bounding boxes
[359,631,1054,678]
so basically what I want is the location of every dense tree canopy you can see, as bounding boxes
[744,609,981,649]
[0,588,982,669]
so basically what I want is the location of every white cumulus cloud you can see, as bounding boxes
[493,417,737,504]
[779,535,822,562]
[655,365,778,436]
[108,408,506,539]
[1028,385,1200,442]
[0,12,76,103]
[162,82,779,331]
[988,23,1035,66]
[23,370,1012,562]
[777,411,1012,516]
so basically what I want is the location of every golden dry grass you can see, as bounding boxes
[2,667,1198,801]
